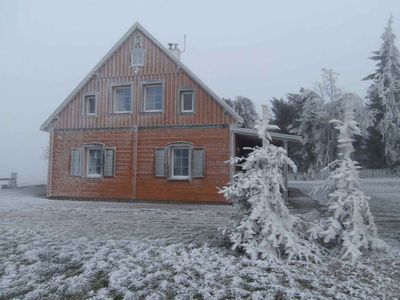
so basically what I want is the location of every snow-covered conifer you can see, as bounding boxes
[296,89,328,175]
[309,97,386,262]
[364,16,400,167]
[221,105,320,262]
[224,96,259,129]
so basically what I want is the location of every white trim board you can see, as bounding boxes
[231,127,302,143]
[40,22,243,131]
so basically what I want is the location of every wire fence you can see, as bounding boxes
[289,168,400,181]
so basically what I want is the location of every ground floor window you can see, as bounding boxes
[87,148,103,178]
[154,143,205,180]
[70,144,115,178]
[172,148,190,179]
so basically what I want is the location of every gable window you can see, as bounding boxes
[70,145,115,178]
[180,90,194,113]
[113,85,132,113]
[143,83,163,112]
[83,94,97,116]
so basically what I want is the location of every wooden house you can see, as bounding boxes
[41,22,300,203]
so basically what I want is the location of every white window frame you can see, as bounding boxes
[111,84,133,114]
[143,82,164,113]
[180,90,195,113]
[82,93,98,116]
[171,146,191,180]
[86,147,103,179]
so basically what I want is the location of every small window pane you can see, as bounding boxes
[114,86,132,112]
[144,84,163,111]
[88,148,102,177]
[181,91,193,112]
[85,95,96,115]
[173,148,189,177]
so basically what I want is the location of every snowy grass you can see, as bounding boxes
[0,185,399,299]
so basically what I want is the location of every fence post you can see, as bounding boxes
[283,141,288,204]
[10,172,17,189]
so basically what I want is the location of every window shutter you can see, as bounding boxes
[155,148,167,177]
[71,148,81,176]
[192,148,205,178]
[104,148,115,177]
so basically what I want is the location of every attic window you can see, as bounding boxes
[83,94,97,116]
[143,83,163,112]
[113,85,132,113]
[180,90,194,113]
[131,48,145,67]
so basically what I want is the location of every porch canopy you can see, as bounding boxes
[230,127,302,203]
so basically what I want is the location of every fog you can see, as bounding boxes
[0,0,399,185]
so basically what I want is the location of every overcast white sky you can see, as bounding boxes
[0,0,399,184]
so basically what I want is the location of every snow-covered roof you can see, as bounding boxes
[41,22,243,131]
[231,127,302,143]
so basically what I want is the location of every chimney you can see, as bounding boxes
[168,43,180,60]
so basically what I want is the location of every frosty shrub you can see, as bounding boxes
[309,98,387,263]
[221,105,321,263]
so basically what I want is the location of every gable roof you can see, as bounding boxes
[40,22,243,131]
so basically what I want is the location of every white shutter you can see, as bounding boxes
[155,148,167,177]
[71,148,81,176]
[192,148,205,178]
[131,48,145,66]
[104,148,115,177]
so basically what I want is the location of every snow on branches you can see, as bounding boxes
[221,105,321,263]
[309,98,386,263]
[364,16,400,167]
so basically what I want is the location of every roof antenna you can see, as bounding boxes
[181,34,187,54]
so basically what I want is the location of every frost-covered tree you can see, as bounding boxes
[292,71,371,174]
[270,97,297,133]
[221,105,320,262]
[309,98,386,263]
[316,68,343,104]
[224,96,259,129]
[296,89,328,175]
[364,16,400,168]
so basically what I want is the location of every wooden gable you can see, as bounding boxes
[42,23,241,131]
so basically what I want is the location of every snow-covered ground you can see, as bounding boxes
[0,181,399,299]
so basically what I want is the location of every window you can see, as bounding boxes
[84,95,97,116]
[172,148,190,179]
[180,90,194,113]
[113,85,132,113]
[143,83,163,112]
[87,148,103,178]
[70,145,115,178]
[131,48,145,66]
[154,145,205,180]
